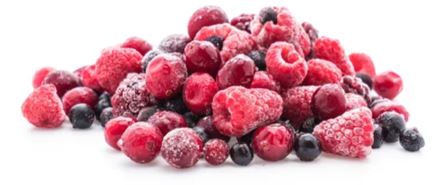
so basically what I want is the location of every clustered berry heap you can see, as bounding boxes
[21,5,425,169]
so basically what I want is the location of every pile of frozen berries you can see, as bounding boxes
[22,6,425,168]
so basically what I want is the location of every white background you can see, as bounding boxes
[0,0,438,184]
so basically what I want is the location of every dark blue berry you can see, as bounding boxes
[376,112,406,143]
[95,98,111,116]
[300,117,319,133]
[247,50,266,70]
[205,36,223,50]
[193,126,209,143]
[295,133,321,161]
[99,91,111,102]
[183,112,200,128]
[400,128,425,152]
[99,107,113,127]
[368,97,386,108]
[69,104,95,129]
[230,143,254,166]
[372,125,384,149]
[356,73,373,89]
[159,96,187,114]
[260,7,277,24]
[136,106,159,122]
[142,50,162,72]
[238,130,255,144]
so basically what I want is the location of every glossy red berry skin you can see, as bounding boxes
[104,117,136,150]
[161,128,203,169]
[62,87,98,113]
[184,41,222,76]
[373,71,403,100]
[183,73,219,115]
[32,67,55,89]
[187,6,229,39]
[204,139,229,165]
[42,70,81,97]
[216,54,256,89]
[349,53,376,77]
[312,84,347,120]
[147,111,188,135]
[251,124,294,161]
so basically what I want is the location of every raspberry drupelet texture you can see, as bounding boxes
[313,37,355,76]
[104,117,135,150]
[121,37,152,56]
[266,42,308,88]
[158,34,191,54]
[250,71,280,92]
[212,86,283,137]
[312,84,347,120]
[371,100,409,121]
[216,54,256,89]
[303,59,342,85]
[349,53,376,77]
[62,87,98,113]
[147,111,188,135]
[22,84,66,128]
[119,122,163,163]
[374,71,403,100]
[32,67,55,89]
[345,93,368,110]
[184,40,222,76]
[145,54,188,99]
[42,70,81,97]
[75,65,103,92]
[188,6,229,39]
[161,128,203,169]
[341,75,371,99]
[251,124,294,161]
[183,73,219,115]
[111,73,150,118]
[204,139,229,165]
[282,85,318,129]
[313,107,374,158]
[96,47,142,94]
[231,14,254,33]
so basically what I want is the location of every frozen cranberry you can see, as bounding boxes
[312,84,347,120]
[158,34,190,53]
[349,53,376,77]
[119,122,163,163]
[62,87,98,113]
[147,111,187,135]
[374,71,403,99]
[372,100,409,121]
[145,54,188,99]
[196,116,229,141]
[231,14,254,32]
[252,124,294,161]
[184,41,221,76]
[111,73,150,118]
[32,67,55,89]
[121,37,152,56]
[187,6,229,39]
[204,139,229,165]
[216,54,256,89]
[104,117,135,150]
[161,128,203,168]
[76,65,103,92]
[183,73,219,115]
[250,71,280,92]
[42,70,81,97]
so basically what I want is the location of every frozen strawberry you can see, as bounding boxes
[183,73,218,115]
[303,59,342,85]
[111,73,150,118]
[282,86,318,129]
[188,6,229,39]
[314,37,355,76]
[32,67,55,89]
[62,87,98,113]
[345,93,368,110]
[250,71,280,92]
[216,54,256,89]
[349,53,376,77]
[121,37,152,56]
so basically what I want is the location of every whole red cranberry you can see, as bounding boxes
[42,70,81,97]
[104,117,135,150]
[183,73,219,115]
[374,71,403,99]
[161,128,203,168]
[312,84,347,120]
[251,123,294,161]
[147,111,187,135]
[204,139,229,165]
[216,54,256,89]
[187,6,229,39]
[184,41,222,76]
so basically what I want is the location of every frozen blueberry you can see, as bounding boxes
[230,143,254,166]
[294,133,321,161]
[376,112,406,143]
[99,107,113,127]
[205,35,224,50]
[400,128,425,152]
[95,98,111,116]
[372,125,384,149]
[183,112,200,128]
[136,106,159,122]
[247,50,266,70]
[69,104,95,129]
[356,73,373,89]
[159,96,188,114]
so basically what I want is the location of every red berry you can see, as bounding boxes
[204,139,229,165]
[196,116,229,141]
[266,42,308,88]
[161,128,203,168]
[341,75,370,99]
[104,117,135,150]
[250,71,280,92]
[188,6,229,39]
[345,93,368,110]
[158,34,191,54]
[184,41,221,75]
[372,100,409,121]
[231,14,254,32]
[314,37,355,76]
[42,70,81,97]
[22,84,66,128]
[119,122,163,163]
[183,73,219,115]
[374,71,403,99]
[96,47,142,94]
[303,59,342,85]
[252,124,294,161]
[62,87,98,113]
[75,65,103,92]
[32,67,55,89]
[216,54,256,89]
[147,111,187,135]
[145,54,188,99]
[111,73,150,118]
[212,86,283,137]
[349,53,376,77]
[301,22,319,44]
[282,86,319,129]
[313,107,374,158]
[121,37,152,56]
[312,84,347,120]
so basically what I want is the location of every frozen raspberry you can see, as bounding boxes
[147,111,187,135]
[75,65,103,92]
[194,23,257,62]
[183,73,219,115]
[216,54,256,89]
[42,70,81,97]
[121,37,152,56]
[141,50,162,72]
[313,107,374,158]
[266,42,308,88]
[341,75,370,100]
[96,47,142,94]
[119,122,163,163]
[313,37,355,76]
[355,73,373,89]
[204,139,229,165]
[22,84,66,128]
[372,100,409,121]
[62,87,98,113]
[345,93,368,110]
[212,86,283,137]
[196,116,229,141]
[188,6,229,39]
[145,54,188,99]
[282,86,319,129]
[303,59,342,85]
[158,34,190,54]
[161,128,203,169]
[32,67,55,89]
[312,84,347,120]
[99,107,113,127]
[111,73,149,118]
[374,71,403,100]
[250,71,280,92]
[184,40,222,76]
[104,117,135,150]
[231,14,254,32]
[252,123,294,161]
[349,53,376,77]
[301,22,319,44]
